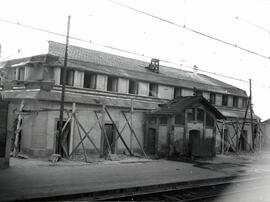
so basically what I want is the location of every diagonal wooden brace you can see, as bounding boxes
[105,107,132,156]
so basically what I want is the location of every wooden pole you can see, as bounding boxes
[95,109,111,157]
[75,119,87,162]
[105,107,132,156]
[249,79,255,150]
[58,15,71,155]
[69,103,76,155]
[122,112,147,158]
[221,121,225,154]
[239,97,250,151]
[130,99,134,154]
[13,100,24,157]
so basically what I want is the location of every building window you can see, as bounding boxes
[210,93,216,104]
[197,108,204,122]
[83,72,96,89]
[222,95,228,106]
[233,96,238,108]
[129,80,138,94]
[148,117,156,124]
[175,113,185,125]
[195,90,203,96]
[107,76,118,92]
[60,69,74,86]
[149,83,158,97]
[160,117,168,125]
[206,112,214,127]
[17,67,25,81]
[242,98,248,108]
[174,87,182,98]
[187,108,195,122]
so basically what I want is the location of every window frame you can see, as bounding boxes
[209,92,216,105]
[60,68,74,86]
[222,94,228,106]
[83,71,97,89]
[174,87,182,98]
[175,113,185,125]
[107,76,118,92]
[149,83,158,97]
[233,96,238,108]
[128,79,138,95]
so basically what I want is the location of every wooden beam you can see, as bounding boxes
[74,116,99,153]
[13,100,24,157]
[94,109,112,156]
[75,119,88,162]
[69,103,76,155]
[122,111,148,158]
[105,107,132,156]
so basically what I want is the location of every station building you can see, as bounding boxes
[0,41,258,159]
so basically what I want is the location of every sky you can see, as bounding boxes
[0,0,270,120]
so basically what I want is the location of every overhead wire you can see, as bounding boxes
[0,18,269,88]
[106,0,270,60]
[235,16,270,35]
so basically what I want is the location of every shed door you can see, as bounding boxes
[147,128,156,155]
[56,121,70,157]
[0,101,8,157]
[189,130,200,157]
[103,124,116,155]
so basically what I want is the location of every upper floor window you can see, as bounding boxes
[187,108,195,122]
[175,113,185,125]
[233,96,239,108]
[149,83,158,97]
[197,108,204,122]
[160,117,168,125]
[60,69,74,86]
[83,72,96,89]
[206,112,215,127]
[17,67,25,81]
[195,90,203,96]
[210,92,216,104]
[148,117,157,125]
[129,80,138,95]
[174,87,182,98]
[222,95,228,106]
[242,98,248,108]
[107,76,118,92]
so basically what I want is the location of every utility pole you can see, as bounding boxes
[58,15,71,155]
[249,79,255,150]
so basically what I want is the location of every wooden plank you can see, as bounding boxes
[94,110,111,156]
[13,100,24,157]
[69,103,76,155]
[69,116,99,157]
[75,119,88,162]
[122,111,148,158]
[74,116,99,153]
[105,107,132,156]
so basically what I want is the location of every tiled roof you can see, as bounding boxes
[47,41,247,97]
[150,96,225,119]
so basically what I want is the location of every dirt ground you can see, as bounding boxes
[2,150,270,201]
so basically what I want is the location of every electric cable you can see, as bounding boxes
[106,0,270,60]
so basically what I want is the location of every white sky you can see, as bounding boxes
[0,0,270,120]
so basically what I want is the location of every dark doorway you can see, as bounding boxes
[103,124,116,156]
[0,101,8,158]
[147,128,156,155]
[56,121,71,157]
[189,130,201,157]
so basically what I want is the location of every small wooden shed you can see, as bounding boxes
[144,96,225,158]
